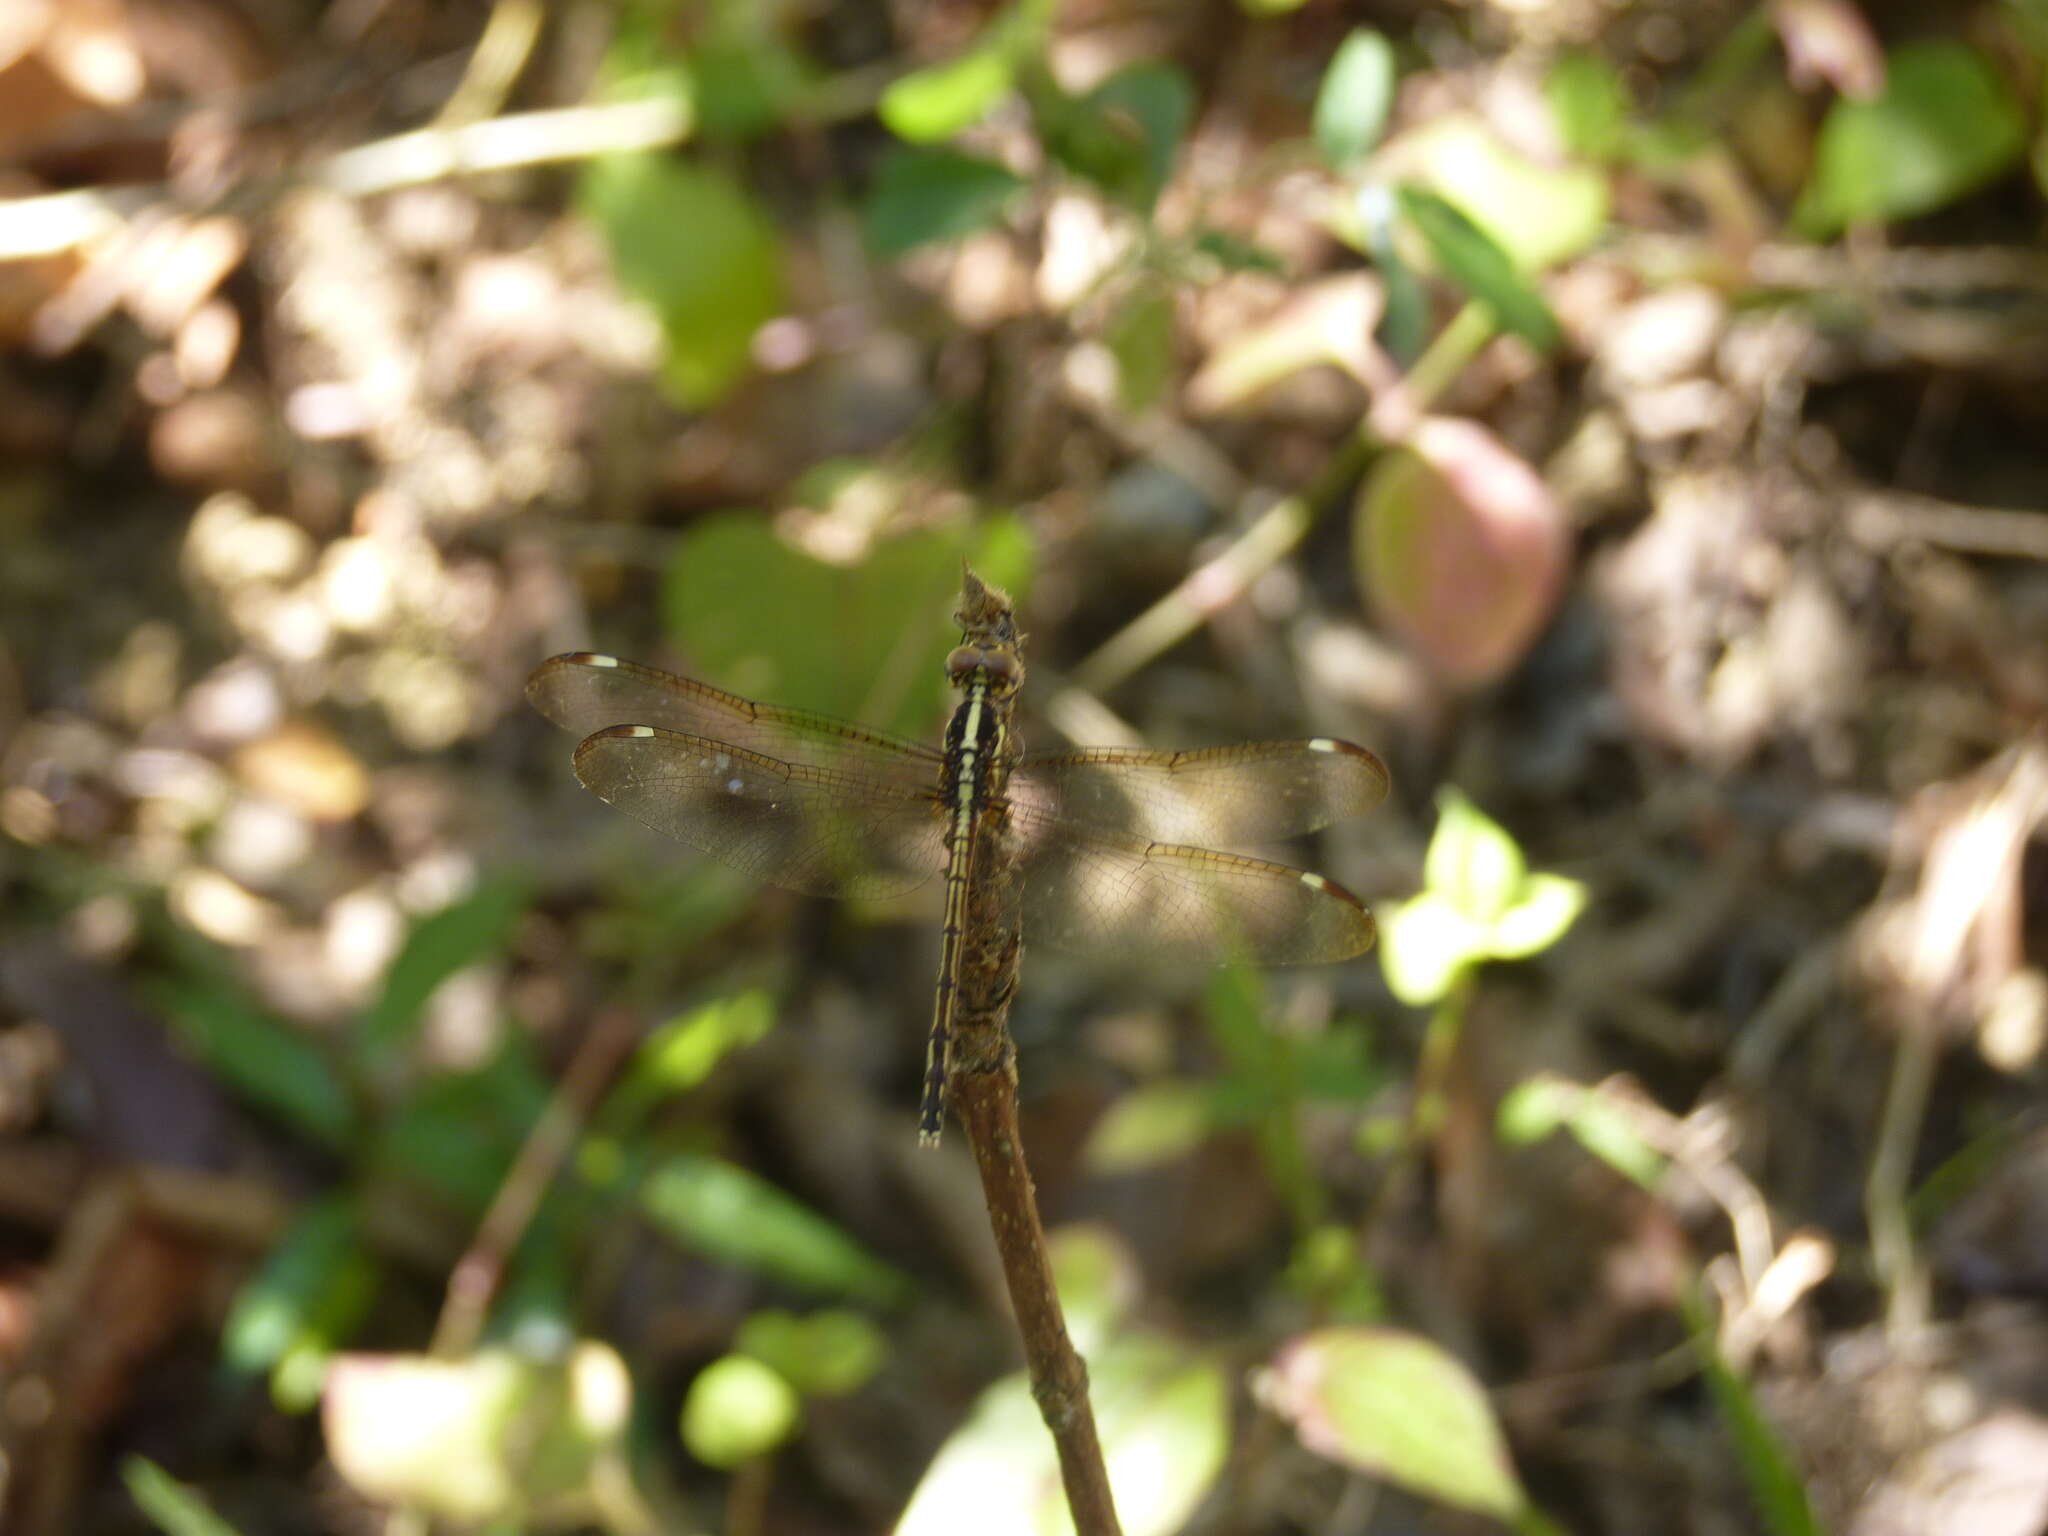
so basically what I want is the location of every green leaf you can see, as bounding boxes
[877,0,1052,142]
[1392,116,1607,272]
[1105,283,1176,412]
[864,145,1028,256]
[639,1152,907,1303]
[1544,51,1628,160]
[371,1046,549,1213]
[1395,184,1561,349]
[1039,63,1194,212]
[601,990,775,1134]
[159,985,354,1146]
[581,153,783,405]
[734,1308,886,1396]
[222,1196,380,1393]
[123,1457,247,1536]
[686,31,815,140]
[881,48,1017,142]
[1314,30,1397,171]
[1498,1078,1666,1190]
[1490,872,1588,957]
[1262,1327,1526,1520]
[681,1355,801,1466]
[1083,1079,1220,1172]
[663,513,1032,739]
[1424,789,1527,923]
[360,876,528,1057]
[1795,40,2026,237]
[1377,893,1483,1006]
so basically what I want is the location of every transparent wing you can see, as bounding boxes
[530,652,942,786]
[570,725,948,899]
[1014,738,1388,846]
[1013,817,1376,966]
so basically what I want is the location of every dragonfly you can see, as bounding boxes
[529,574,1388,1145]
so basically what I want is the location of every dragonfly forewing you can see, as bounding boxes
[571,725,948,900]
[530,653,943,785]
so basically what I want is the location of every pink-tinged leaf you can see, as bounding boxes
[1257,1327,1526,1520]
[1356,416,1569,686]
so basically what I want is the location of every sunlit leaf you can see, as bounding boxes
[323,1344,633,1525]
[1795,40,2024,237]
[601,990,775,1133]
[865,145,1028,256]
[1259,1327,1526,1520]
[682,1355,801,1466]
[123,1458,246,1536]
[582,153,783,405]
[898,1332,1227,1536]
[881,49,1016,142]
[1378,893,1483,1006]
[1391,116,1607,274]
[1315,30,1397,171]
[640,1152,908,1303]
[1424,790,1527,923]
[879,0,1052,142]
[1490,872,1589,957]
[1394,186,1561,350]
[360,875,527,1057]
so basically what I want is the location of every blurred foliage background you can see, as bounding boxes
[3,0,2048,1532]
